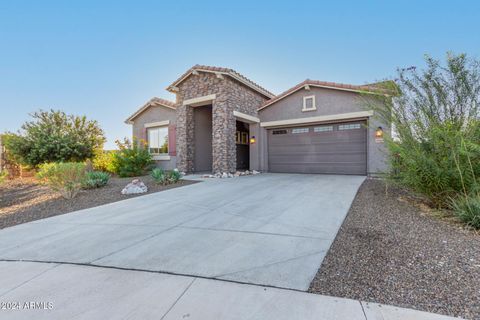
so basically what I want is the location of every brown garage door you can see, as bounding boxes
[268,121,367,175]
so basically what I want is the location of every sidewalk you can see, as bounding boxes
[0,261,459,320]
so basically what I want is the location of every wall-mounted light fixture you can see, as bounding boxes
[250,136,256,144]
[375,127,384,139]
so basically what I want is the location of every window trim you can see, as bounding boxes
[338,123,362,131]
[292,127,309,134]
[302,95,317,112]
[144,120,170,128]
[147,125,169,157]
[314,125,333,133]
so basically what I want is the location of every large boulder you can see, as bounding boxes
[121,179,148,195]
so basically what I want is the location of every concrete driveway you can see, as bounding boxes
[0,174,365,290]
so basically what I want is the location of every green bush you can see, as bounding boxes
[367,53,480,207]
[2,110,105,167]
[83,171,110,189]
[151,168,167,185]
[92,150,116,173]
[169,170,181,184]
[0,171,7,184]
[110,137,153,177]
[37,162,86,199]
[451,196,480,229]
[151,168,181,185]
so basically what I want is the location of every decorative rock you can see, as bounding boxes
[121,179,148,195]
[206,170,261,178]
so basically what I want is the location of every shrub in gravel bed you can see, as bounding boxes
[151,168,167,185]
[367,53,480,209]
[0,171,7,184]
[92,150,116,173]
[83,171,110,189]
[37,162,86,199]
[151,168,181,185]
[110,138,153,177]
[169,170,181,183]
[451,195,480,229]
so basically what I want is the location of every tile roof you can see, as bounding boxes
[259,79,395,110]
[167,64,275,98]
[149,97,177,108]
[125,97,176,124]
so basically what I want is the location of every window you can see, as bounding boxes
[314,126,333,133]
[147,126,168,154]
[292,127,309,134]
[338,123,361,130]
[272,129,287,135]
[302,95,316,112]
[235,131,248,144]
[236,131,249,145]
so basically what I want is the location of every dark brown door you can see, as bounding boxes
[194,105,213,172]
[267,121,367,175]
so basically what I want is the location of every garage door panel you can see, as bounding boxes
[268,121,367,175]
[268,143,366,153]
[269,153,366,163]
[269,163,366,175]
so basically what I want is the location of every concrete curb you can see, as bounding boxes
[0,261,461,320]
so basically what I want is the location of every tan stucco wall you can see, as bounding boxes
[131,105,177,170]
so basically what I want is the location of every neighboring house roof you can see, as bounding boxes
[259,79,395,111]
[167,64,275,99]
[125,97,176,124]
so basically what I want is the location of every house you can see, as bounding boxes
[125,65,391,175]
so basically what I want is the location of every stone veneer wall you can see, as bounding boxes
[175,72,268,173]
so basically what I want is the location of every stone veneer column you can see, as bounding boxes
[175,104,195,173]
[212,99,236,173]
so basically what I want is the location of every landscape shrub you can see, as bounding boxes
[169,170,181,184]
[151,168,167,185]
[0,171,7,184]
[37,162,86,199]
[83,171,110,189]
[451,195,480,229]
[110,137,153,177]
[2,110,105,167]
[92,150,116,173]
[151,168,181,185]
[367,53,480,207]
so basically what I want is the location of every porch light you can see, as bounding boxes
[375,127,384,138]
[250,136,256,144]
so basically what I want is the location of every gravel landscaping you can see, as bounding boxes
[0,176,197,229]
[309,178,480,320]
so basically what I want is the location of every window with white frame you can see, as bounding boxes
[147,126,169,154]
[302,95,316,111]
[338,123,361,130]
[314,125,333,133]
[292,127,309,134]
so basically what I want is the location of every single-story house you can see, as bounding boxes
[125,65,392,175]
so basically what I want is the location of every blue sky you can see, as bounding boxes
[1,0,478,149]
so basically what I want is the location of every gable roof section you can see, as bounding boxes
[125,97,176,124]
[167,64,275,99]
[259,79,395,111]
